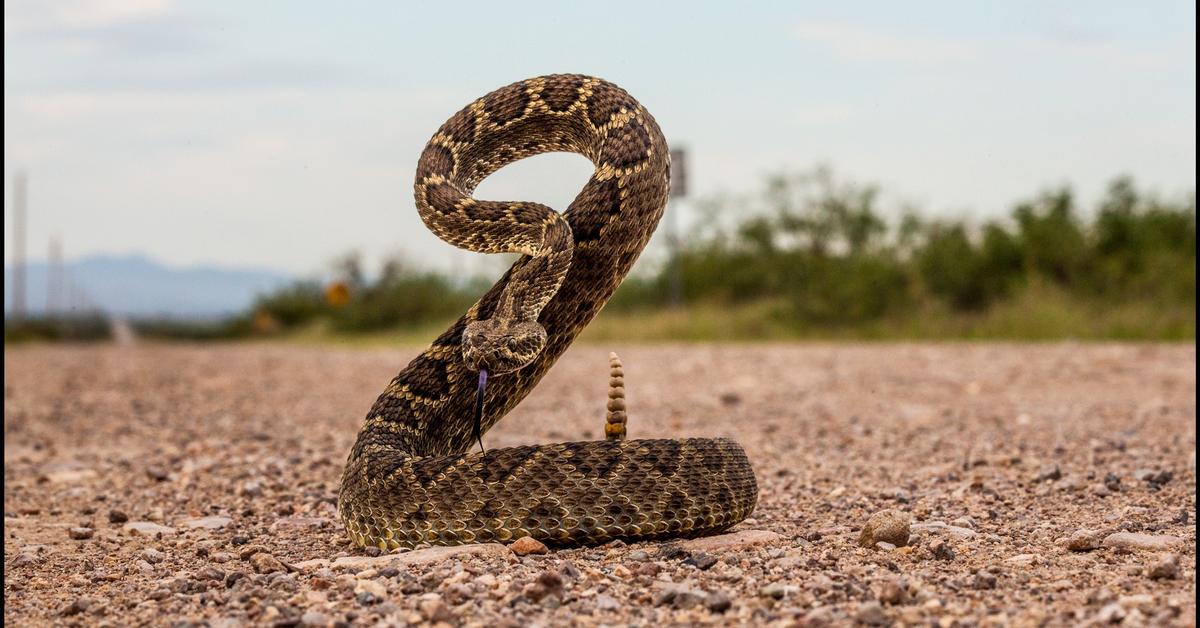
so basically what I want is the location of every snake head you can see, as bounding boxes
[462,318,547,375]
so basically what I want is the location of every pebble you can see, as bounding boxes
[635,562,660,577]
[241,480,263,497]
[141,548,165,563]
[682,552,718,570]
[706,592,733,613]
[1063,528,1104,552]
[653,584,707,609]
[146,467,169,482]
[879,578,907,605]
[912,521,976,539]
[760,582,788,599]
[856,601,888,625]
[1097,603,1126,623]
[678,529,782,552]
[510,536,549,556]
[1133,468,1173,486]
[60,597,93,616]
[1147,554,1180,580]
[932,541,956,561]
[1004,554,1039,567]
[108,510,129,524]
[250,552,287,574]
[594,594,620,611]
[1101,532,1183,551]
[524,570,563,602]
[972,571,998,589]
[1035,463,1062,482]
[299,611,328,626]
[418,594,453,623]
[354,578,386,598]
[627,550,650,561]
[123,521,177,536]
[68,527,94,540]
[180,515,232,530]
[859,509,911,548]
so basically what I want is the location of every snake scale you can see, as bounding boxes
[339,74,758,549]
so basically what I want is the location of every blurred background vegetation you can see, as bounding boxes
[7,168,1194,343]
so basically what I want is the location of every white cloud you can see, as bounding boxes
[791,20,980,65]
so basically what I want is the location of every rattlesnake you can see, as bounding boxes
[339,74,758,549]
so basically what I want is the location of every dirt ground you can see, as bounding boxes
[3,342,1195,627]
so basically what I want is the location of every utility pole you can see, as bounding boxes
[11,172,28,320]
[48,235,64,316]
[667,148,688,307]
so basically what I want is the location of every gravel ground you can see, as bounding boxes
[4,342,1196,627]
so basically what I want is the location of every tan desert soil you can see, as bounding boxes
[3,342,1196,627]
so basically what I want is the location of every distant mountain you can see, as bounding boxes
[4,254,293,318]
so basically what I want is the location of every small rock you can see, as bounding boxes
[108,510,129,524]
[859,509,911,548]
[510,536,549,556]
[1063,529,1105,552]
[141,548,165,563]
[1004,554,1039,567]
[682,553,718,570]
[418,594,453,623]
[223,571,247,588]
[627,550,650,561]
[1147,554,1180,580]
[635,562,660,577]
[146,467,169,482]
[354,578,386,598]
[972,571,998,589]
[594,594,620,611]
[875,541,896,551]
[68,527,94,540]
[653,584,706,609]
[1133,469,1173,486]
[60,597,93,616]
[241,481,263,497]
[180,516,232,530]
[932,541,956,561]
[856,601,888,625]
[299,611,328,627]
[524,570,563,602]
[879,578,907,605]
[950,516,976,530]
[911,521,976,539]
[1101,532,1183,552]
[123,521,177,536]
[1097,602,1126,623]
[760,582,787,600]
[706,592,733,613]
[659,546,690,560]
[678,529,783,552]
[1035,463,1062,482]
[250,552,287,574]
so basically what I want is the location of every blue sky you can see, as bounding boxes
[4,1,1196,275]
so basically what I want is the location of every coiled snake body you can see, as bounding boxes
[339,75,758,549]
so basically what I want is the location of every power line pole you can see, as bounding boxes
[48,234,64,316]
[11,172,28,320]
[667,148,688,307]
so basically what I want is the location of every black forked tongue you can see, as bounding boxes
[473,368,488,454]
